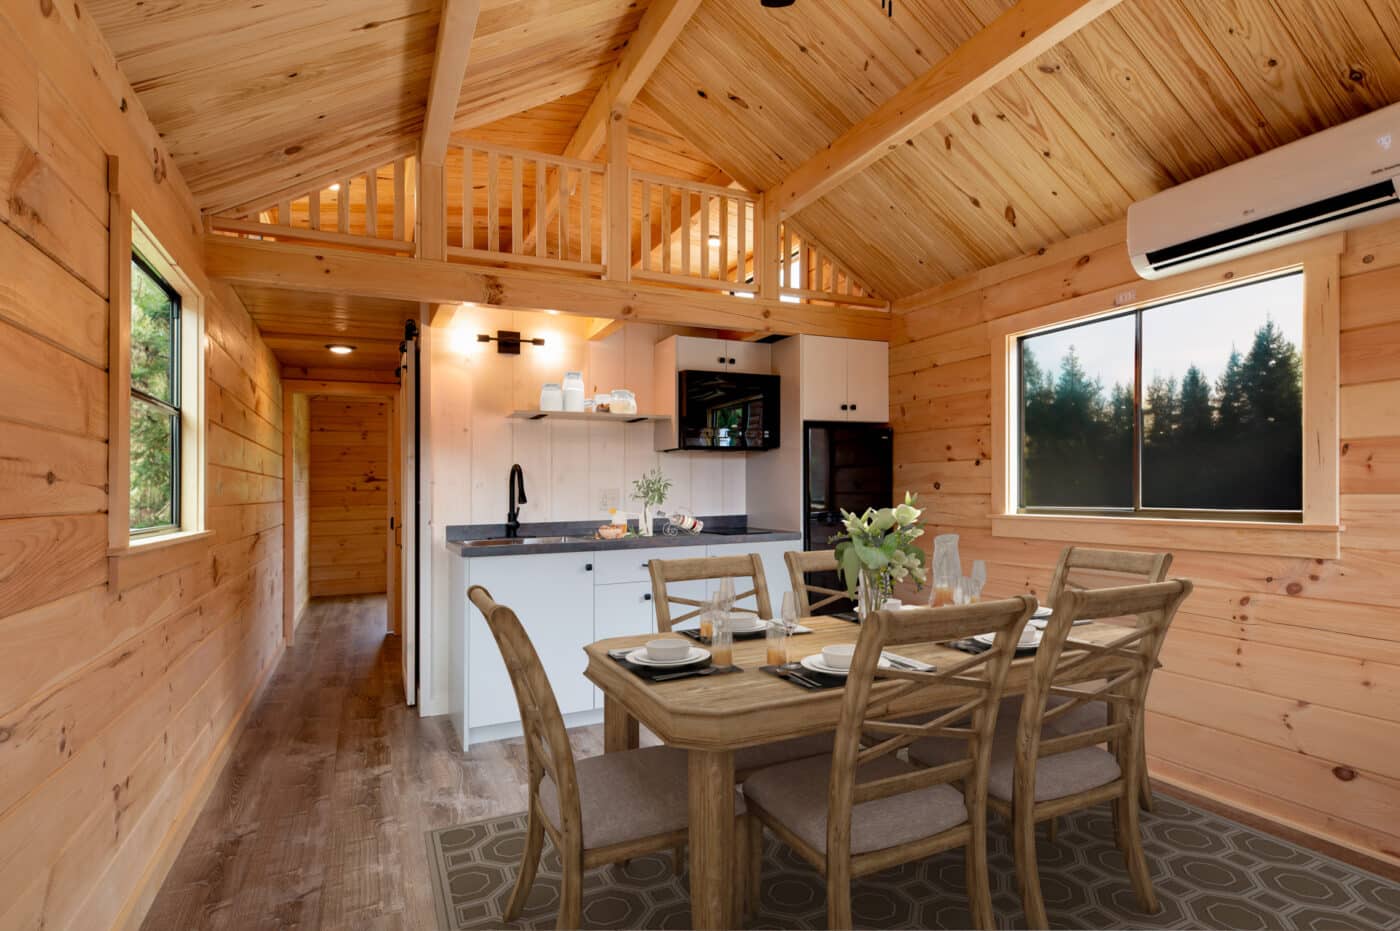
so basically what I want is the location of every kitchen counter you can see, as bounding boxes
[446,516,801,558]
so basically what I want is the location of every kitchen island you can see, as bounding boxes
[446,518,802,749]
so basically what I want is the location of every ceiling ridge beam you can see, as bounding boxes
[765,0,1126,218]
[520,0,702,251]
[422,0,483,166]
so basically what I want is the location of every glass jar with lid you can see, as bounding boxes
[561,372,586,412]
[539,383,563,411]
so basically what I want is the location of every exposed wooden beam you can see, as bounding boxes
[520,0,701,251]
[204,235,890,341]
[422,0,482,166]
[765,0,1125,217]
[587,318,628,341]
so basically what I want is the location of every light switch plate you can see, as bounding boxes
[598,487,621,512]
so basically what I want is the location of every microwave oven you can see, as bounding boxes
[674,370,780,451]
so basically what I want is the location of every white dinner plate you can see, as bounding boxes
[1033,606,1053,619]
[800,653,893,677]
[626,646,711,668]
[973,629,1042,649]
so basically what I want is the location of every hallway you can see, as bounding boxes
[140,596,607,930]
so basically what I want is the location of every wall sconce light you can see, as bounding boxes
[478,330,546,355]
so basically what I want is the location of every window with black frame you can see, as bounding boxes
[1017,272,1304,518]
[129,253,182,533]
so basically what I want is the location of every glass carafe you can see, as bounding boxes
[931,534,962,607]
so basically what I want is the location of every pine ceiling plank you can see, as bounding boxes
[422,0,483,165]
[1261,0,1400,119]
[766,0,1127,217]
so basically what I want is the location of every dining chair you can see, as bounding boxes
[784,549,853,616]
[649,553,773,632]
[468,585,752,928]
[743,596,1038,930]
[1044,546,1173,811]
[910,579,1192,929]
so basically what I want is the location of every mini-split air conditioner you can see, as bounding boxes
[1127,101,1400,279]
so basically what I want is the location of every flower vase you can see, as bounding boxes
[857,569,888,622]
[638,504,654,536]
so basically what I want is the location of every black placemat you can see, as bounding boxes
[607,653,743,682]
[760,663,847,690]
[951,639,1039,657]
[677,625,814,646]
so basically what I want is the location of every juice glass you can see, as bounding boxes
[711,619,733,667]
[765,621,789,666]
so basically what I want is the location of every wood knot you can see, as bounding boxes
[1285,581,1303,596]
[483,276,505,304]
[1332,766,1356,781]
[1363,254,1375,264]
[46,471,56,485]
[38,0,54,16]
[152,148,167,183]
[0,726,11,744]
[284,144,304,156]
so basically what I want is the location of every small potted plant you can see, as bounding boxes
[631,468,672,537]
[832,492,927,619]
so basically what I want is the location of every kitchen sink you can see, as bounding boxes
[458,535,583,547]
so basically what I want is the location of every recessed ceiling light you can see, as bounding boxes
[328,183,341,192]
[325,344,355,355]
[707,234,722,245]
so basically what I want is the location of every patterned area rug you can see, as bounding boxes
[427,795,1400,930]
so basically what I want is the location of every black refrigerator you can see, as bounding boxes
[802,422,894,614]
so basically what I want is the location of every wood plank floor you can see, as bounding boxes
[141,595,616,931]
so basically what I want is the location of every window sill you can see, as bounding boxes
[990,514,1339,560]
[108,529,215,591]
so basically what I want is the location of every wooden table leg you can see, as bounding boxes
[603,694,639,752]
[688,748,735,930]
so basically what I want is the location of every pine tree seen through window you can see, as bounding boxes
[130,253,182,533]
[1018,273,1304,516]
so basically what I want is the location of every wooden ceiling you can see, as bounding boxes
[233,285,418,375]
[91,0,1400,370]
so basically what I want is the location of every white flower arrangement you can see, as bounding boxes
[831,492,928,604]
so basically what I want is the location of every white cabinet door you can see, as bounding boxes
[675,336,730,373]
[467,552,595,729]
[845,339,889,423]
[593,581,657,707]
[726,341,772,374]
[801,336,850,421]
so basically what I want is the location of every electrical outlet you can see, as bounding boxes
[598,487,621,512]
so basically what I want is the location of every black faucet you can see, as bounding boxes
[506,464,527,538]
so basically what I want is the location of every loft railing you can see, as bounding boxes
[208,141,887,310]
[446,141,607,274]
[208,155,417,254]
[632,172,759,295]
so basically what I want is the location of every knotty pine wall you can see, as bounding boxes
[308,396,389,596]
[0,3,286,928]
[891,216,1400,868]
[293,394,311,625]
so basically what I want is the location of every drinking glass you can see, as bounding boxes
[971,560,987,587]
[931,534,962,607]
[781,591,798,628]
[711,611,734,667]
[765,620,789,666]
[699,595,716,640]
[717,577,736,614]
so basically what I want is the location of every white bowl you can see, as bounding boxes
[821,643,856,670]
[1017,627,1039,648]
[724,611,765,632]
[646,638,691,662]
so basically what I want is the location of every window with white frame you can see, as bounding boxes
[1015,272,1305,519]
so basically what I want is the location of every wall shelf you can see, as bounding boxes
[508,409,667,424]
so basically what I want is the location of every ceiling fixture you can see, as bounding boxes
[325,343,356,355]
[328,182,341,192]
[478,330,546,355]
[760,0,795,6]
[707,234,722,245]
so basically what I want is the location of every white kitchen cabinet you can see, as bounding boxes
[799,336,889,423]
[592,581,656,707]
[673,336,771,375]
[466,552,595,729]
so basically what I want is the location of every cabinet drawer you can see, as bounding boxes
[592,545,677,586]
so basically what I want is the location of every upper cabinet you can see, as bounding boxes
[800,336,889,423]
[673,336,772,375]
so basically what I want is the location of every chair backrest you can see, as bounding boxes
[827,597,1038,860]
[468,586,581,829]
[1046,546,1172,609]
[648,554,773,632]
[785,549,851,616]
[1013,579,1193,809]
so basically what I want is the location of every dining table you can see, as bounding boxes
[583,612,1141,930]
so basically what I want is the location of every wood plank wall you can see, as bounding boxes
[309,397,389,596]
[0,2,286,927]
[890,216,1400,868]
[293,394,311,627]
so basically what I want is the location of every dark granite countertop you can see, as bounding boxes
[445,515,801,558]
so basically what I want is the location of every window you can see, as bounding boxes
[129,253,182,533]
[1017,272,1304,519]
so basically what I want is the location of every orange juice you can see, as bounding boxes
[712,643,733,666]
[932,585,954,607]
[766,642,788,666]
[700,617,714,638]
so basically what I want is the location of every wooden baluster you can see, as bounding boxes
[719,195,730,284]
[736,199,746,287]
[394,159,407,241]
[462,147,473,250]
[278,199,291,228]
[336,181,349,234]
[366,169,379,238]
[535,158,547,257]
[782,224,792,289]
[487,151,500,252]
[309,190,321,231]
[681,190,691,276]
[512,155,524,255]
[641,179,652,272]
[700,191,710,280]
[660,185,672,274]
[559,167,570,263]
[580,170,592,265]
